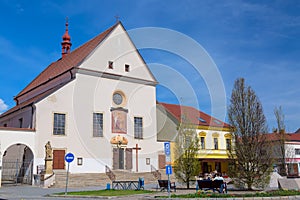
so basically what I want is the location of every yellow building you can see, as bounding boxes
[157,102,232,175]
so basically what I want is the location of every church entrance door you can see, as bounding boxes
[113,148,125,170]
[119,148,124,169]
[113,148,133,170]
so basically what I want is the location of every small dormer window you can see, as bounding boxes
[125,64,130,72]
[108,61,113,69]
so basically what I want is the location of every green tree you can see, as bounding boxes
[173,122,200,189]
[227,78,273,190]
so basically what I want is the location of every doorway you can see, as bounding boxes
[113,148,124,169]
[2,144,33,185]
[53,150,65,170]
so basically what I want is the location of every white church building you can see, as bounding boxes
[0,20,231,187]
[0,21,164,185]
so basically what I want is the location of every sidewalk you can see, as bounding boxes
[0,184,195,200]
[1,183,300,200]
[0,184,105,200]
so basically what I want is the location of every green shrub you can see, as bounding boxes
[163,189,300,198]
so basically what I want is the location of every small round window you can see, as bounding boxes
[113,93,123,105]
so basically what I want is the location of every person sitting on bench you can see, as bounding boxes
[213,173,226,193]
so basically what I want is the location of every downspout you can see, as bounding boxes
[70,68,76,80]
[30,104,36,129]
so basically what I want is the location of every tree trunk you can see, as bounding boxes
[187,178,190,189]
[247,181,252,190]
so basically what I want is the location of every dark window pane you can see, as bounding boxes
[93,113,103,137]
[134,117,143,139]
[53,113,65,135]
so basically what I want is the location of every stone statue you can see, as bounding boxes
[45,141,52,160]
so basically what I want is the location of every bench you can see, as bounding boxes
[112,180,140,190]
[157,180,176,192]
[197,180,227,193]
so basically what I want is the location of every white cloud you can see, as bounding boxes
[0,98,8,113]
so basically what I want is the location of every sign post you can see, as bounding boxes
[164,142,171,198]
[166,165,172,198]
[64,152,74,196]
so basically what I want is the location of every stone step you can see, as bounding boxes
[51,169,173,188]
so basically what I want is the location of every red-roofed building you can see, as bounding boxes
[266,132,300,177]
[0,21,163,186]
[157,102,232,175]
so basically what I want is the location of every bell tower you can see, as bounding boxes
[61,17,72,58]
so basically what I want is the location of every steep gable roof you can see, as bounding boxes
[158,102,231,129]
[1,84,65,118]
[15,22,119,100]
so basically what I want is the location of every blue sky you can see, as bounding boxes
[0,0,299,132]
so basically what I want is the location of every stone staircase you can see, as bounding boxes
[52,169,173,188]
[52,170,111,188]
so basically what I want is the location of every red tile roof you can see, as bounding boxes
[288,133,300,141]
[15,22,119,101]
[265,132,300,142]
[158,102,231,128]
[1,84,65,117]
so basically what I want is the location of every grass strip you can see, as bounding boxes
[157,190,300,198]
[56,189,154,196]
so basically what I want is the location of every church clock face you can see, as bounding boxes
[113,93,123,105]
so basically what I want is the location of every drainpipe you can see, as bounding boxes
[30,104,36,129]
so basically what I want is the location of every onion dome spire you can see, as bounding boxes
[61,17,72,58]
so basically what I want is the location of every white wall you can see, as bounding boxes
[33,23,162,173]
[80,24,156,83]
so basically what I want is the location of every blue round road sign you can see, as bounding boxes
[65,152,74,163]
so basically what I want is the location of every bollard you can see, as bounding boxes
[138,177,144,190]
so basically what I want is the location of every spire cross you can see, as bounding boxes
[115,15,120,22]
[65,17,69,30]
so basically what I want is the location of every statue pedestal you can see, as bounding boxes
[40,158,55,188]
[44,158,53,174]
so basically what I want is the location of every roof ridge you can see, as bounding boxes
[158,102,231,128]
[159,102,208,116]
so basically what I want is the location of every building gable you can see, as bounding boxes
[78,23,157,84]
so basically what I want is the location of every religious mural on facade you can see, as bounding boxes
[112,110,127,134]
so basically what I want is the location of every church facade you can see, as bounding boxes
[0,21,162,178]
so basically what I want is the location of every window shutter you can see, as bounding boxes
[125,148,132,170]
[113,148,119,170]
[158,154,166,169]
